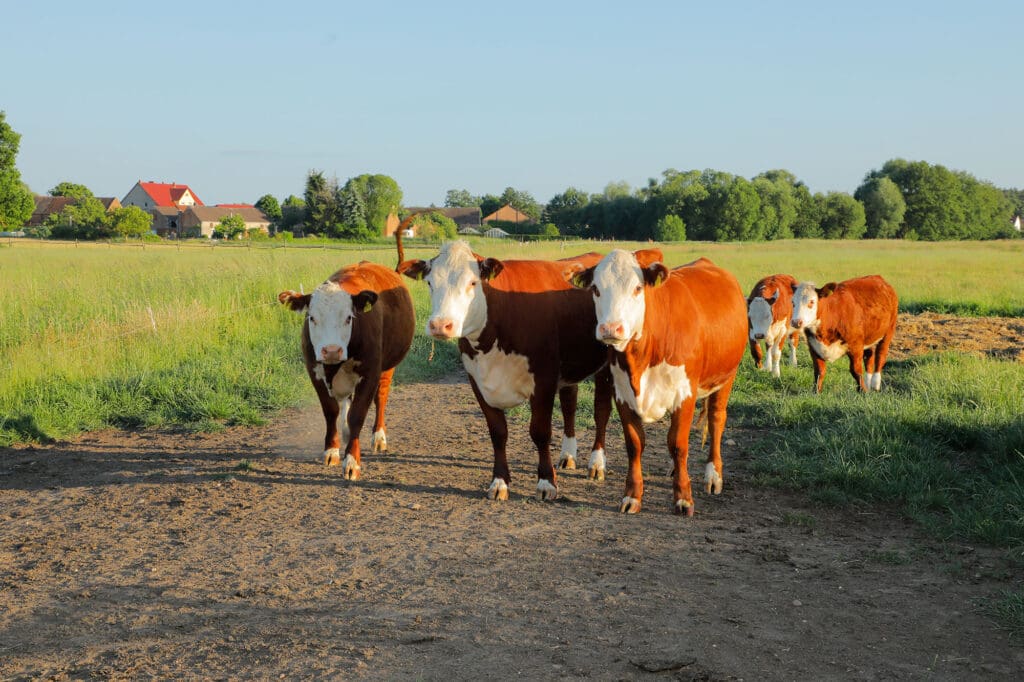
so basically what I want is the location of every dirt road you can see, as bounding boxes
[1,314,1022,679]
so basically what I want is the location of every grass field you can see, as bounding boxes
[3,236,1023,631]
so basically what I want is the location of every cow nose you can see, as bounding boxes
[320,345,343,363]
[428,318,455,338]
[754,333,765,340]
[791,319,802,329]
[597,322,625,339]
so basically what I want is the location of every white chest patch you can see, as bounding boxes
[611,361,692,424]
[808,335,848,362]
[462,346,535,409]
[766,319,789,345]
[329,360,362,398]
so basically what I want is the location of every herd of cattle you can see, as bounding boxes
[277,235,898,516]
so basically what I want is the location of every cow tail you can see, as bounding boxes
[393,210,428,271]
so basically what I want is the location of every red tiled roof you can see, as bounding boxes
[216,203,253,209]
[138,182,204,208]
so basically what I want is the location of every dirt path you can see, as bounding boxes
[2,315,1023,679]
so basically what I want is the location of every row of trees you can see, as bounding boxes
[21,183,153,239]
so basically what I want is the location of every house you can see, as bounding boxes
[180,206,271,238]
[482,204,532,225]
[26,195,121,227]
[383,206,483,237]
[1013,215,1022,231]
[121,181,205,237]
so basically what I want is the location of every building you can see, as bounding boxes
[180,206,271,238]
[384,207,483,236]
[482,204,532,225]
[26,195,121,227]
[121,181,204,211]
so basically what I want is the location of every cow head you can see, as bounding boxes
[747,290,779,340]
[790,281,836,332]
[567,248,668,351]
[278,284,378,364]
[396,240,499,340]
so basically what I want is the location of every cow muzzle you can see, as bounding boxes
[427,317,457,340]
[319,345,345,365]
[597,321,626,344]
[753,332,765,340]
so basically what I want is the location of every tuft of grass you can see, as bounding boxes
[987,589,1024,639]
[235,459,256,472]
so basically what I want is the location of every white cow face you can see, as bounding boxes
[570,249,668,352]
[790,281,830,332]
[279,284,377,365]
[747,293,777,340]
[397,240,500,340]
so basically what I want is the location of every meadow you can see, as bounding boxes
[2,237,1023,549]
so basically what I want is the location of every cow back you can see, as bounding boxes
[819,275,898,345]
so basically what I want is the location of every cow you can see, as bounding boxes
[789,275,898,393]
[746,273,801,377]
[567,250,748,516]
[396,241,613,502]
[278,261,415,480]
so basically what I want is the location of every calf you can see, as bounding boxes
[568,251,748,515]
[747,273,801,377]
[790,275,898,393]
[397,241,613,501]
[278,261,415,479]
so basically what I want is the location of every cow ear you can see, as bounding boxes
[633,248,664,269]
[818,282,838,298]
[642,262,670,287]
[478,257,504,281]
[396,259,430,281]
[278,290,311,312]
[564,262,595,289]
[352,290,379,313]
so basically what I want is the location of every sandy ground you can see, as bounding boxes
[1,313,1022,680]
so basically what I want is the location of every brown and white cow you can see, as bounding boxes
[747,273,801,377]
[278,261,415,479]
[568,251,747,515]
[396,241,613,501]
[790,275,898,393]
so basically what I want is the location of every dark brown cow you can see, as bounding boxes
[396,241,613,501]
[278,261,415,479]
[746,273,801,377]
[568,250,748,515]
[790,275,898,393]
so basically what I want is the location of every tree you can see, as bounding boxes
[855,176,905,238]
[654,214,686,241]
[752,172,799,240]
[279,195,306,233]
[216,213,247,239]
[0,111,34,228]
[46,196,110,239]
[818,192,866,239]
[711,176,761,241]
[49,182,93,199]
[108,206,153,238]
[791,185,823,238]
[499,187,541,222]
[254,194,282,224]
[409,211,458,241]
[444,189,480,208]
[304,170,338,235]
[543,187,590,235]
[479,194,503,220]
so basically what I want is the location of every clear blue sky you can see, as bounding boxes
[4,1,1021,206]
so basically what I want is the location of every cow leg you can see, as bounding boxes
[588,366,613,482]
[310,367,341,466]
[847,345,867,392]
[371,368,395,454]
[704,377,736,498]
[749,338,765,370]
[789,331,800,366]
[467,376,511,501]
[617,402,646,514]
[668,394,698,516]
[871,327,896,391]
[863,347,877,392]
[530,383,559,501]
[770,337,783,378]
[340,375,380,481]
[557,384,578,470]
[811,353,827,394]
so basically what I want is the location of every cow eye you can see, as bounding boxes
[468,280,478,291]
[633,285,643,296]
[346,315,353,325]
[308,316,317,325]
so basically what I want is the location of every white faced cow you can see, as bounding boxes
[568,250,748,516]
[279,261,415,479]
[747,273,801,377]
[397,241,613,502]
[790,275,898,393]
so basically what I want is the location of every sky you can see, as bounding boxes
[3,1,1022,207]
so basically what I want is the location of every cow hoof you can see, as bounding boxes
[536,479,558,501]
[674,499,695,516]
[323,448,341,466]
[486,477,509,501]
[704,463,723,495]
[558,436,577,469]
[341,454,361,481]
[588,449,606,482]
[619,496,641,514]
[372,429,388,454]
